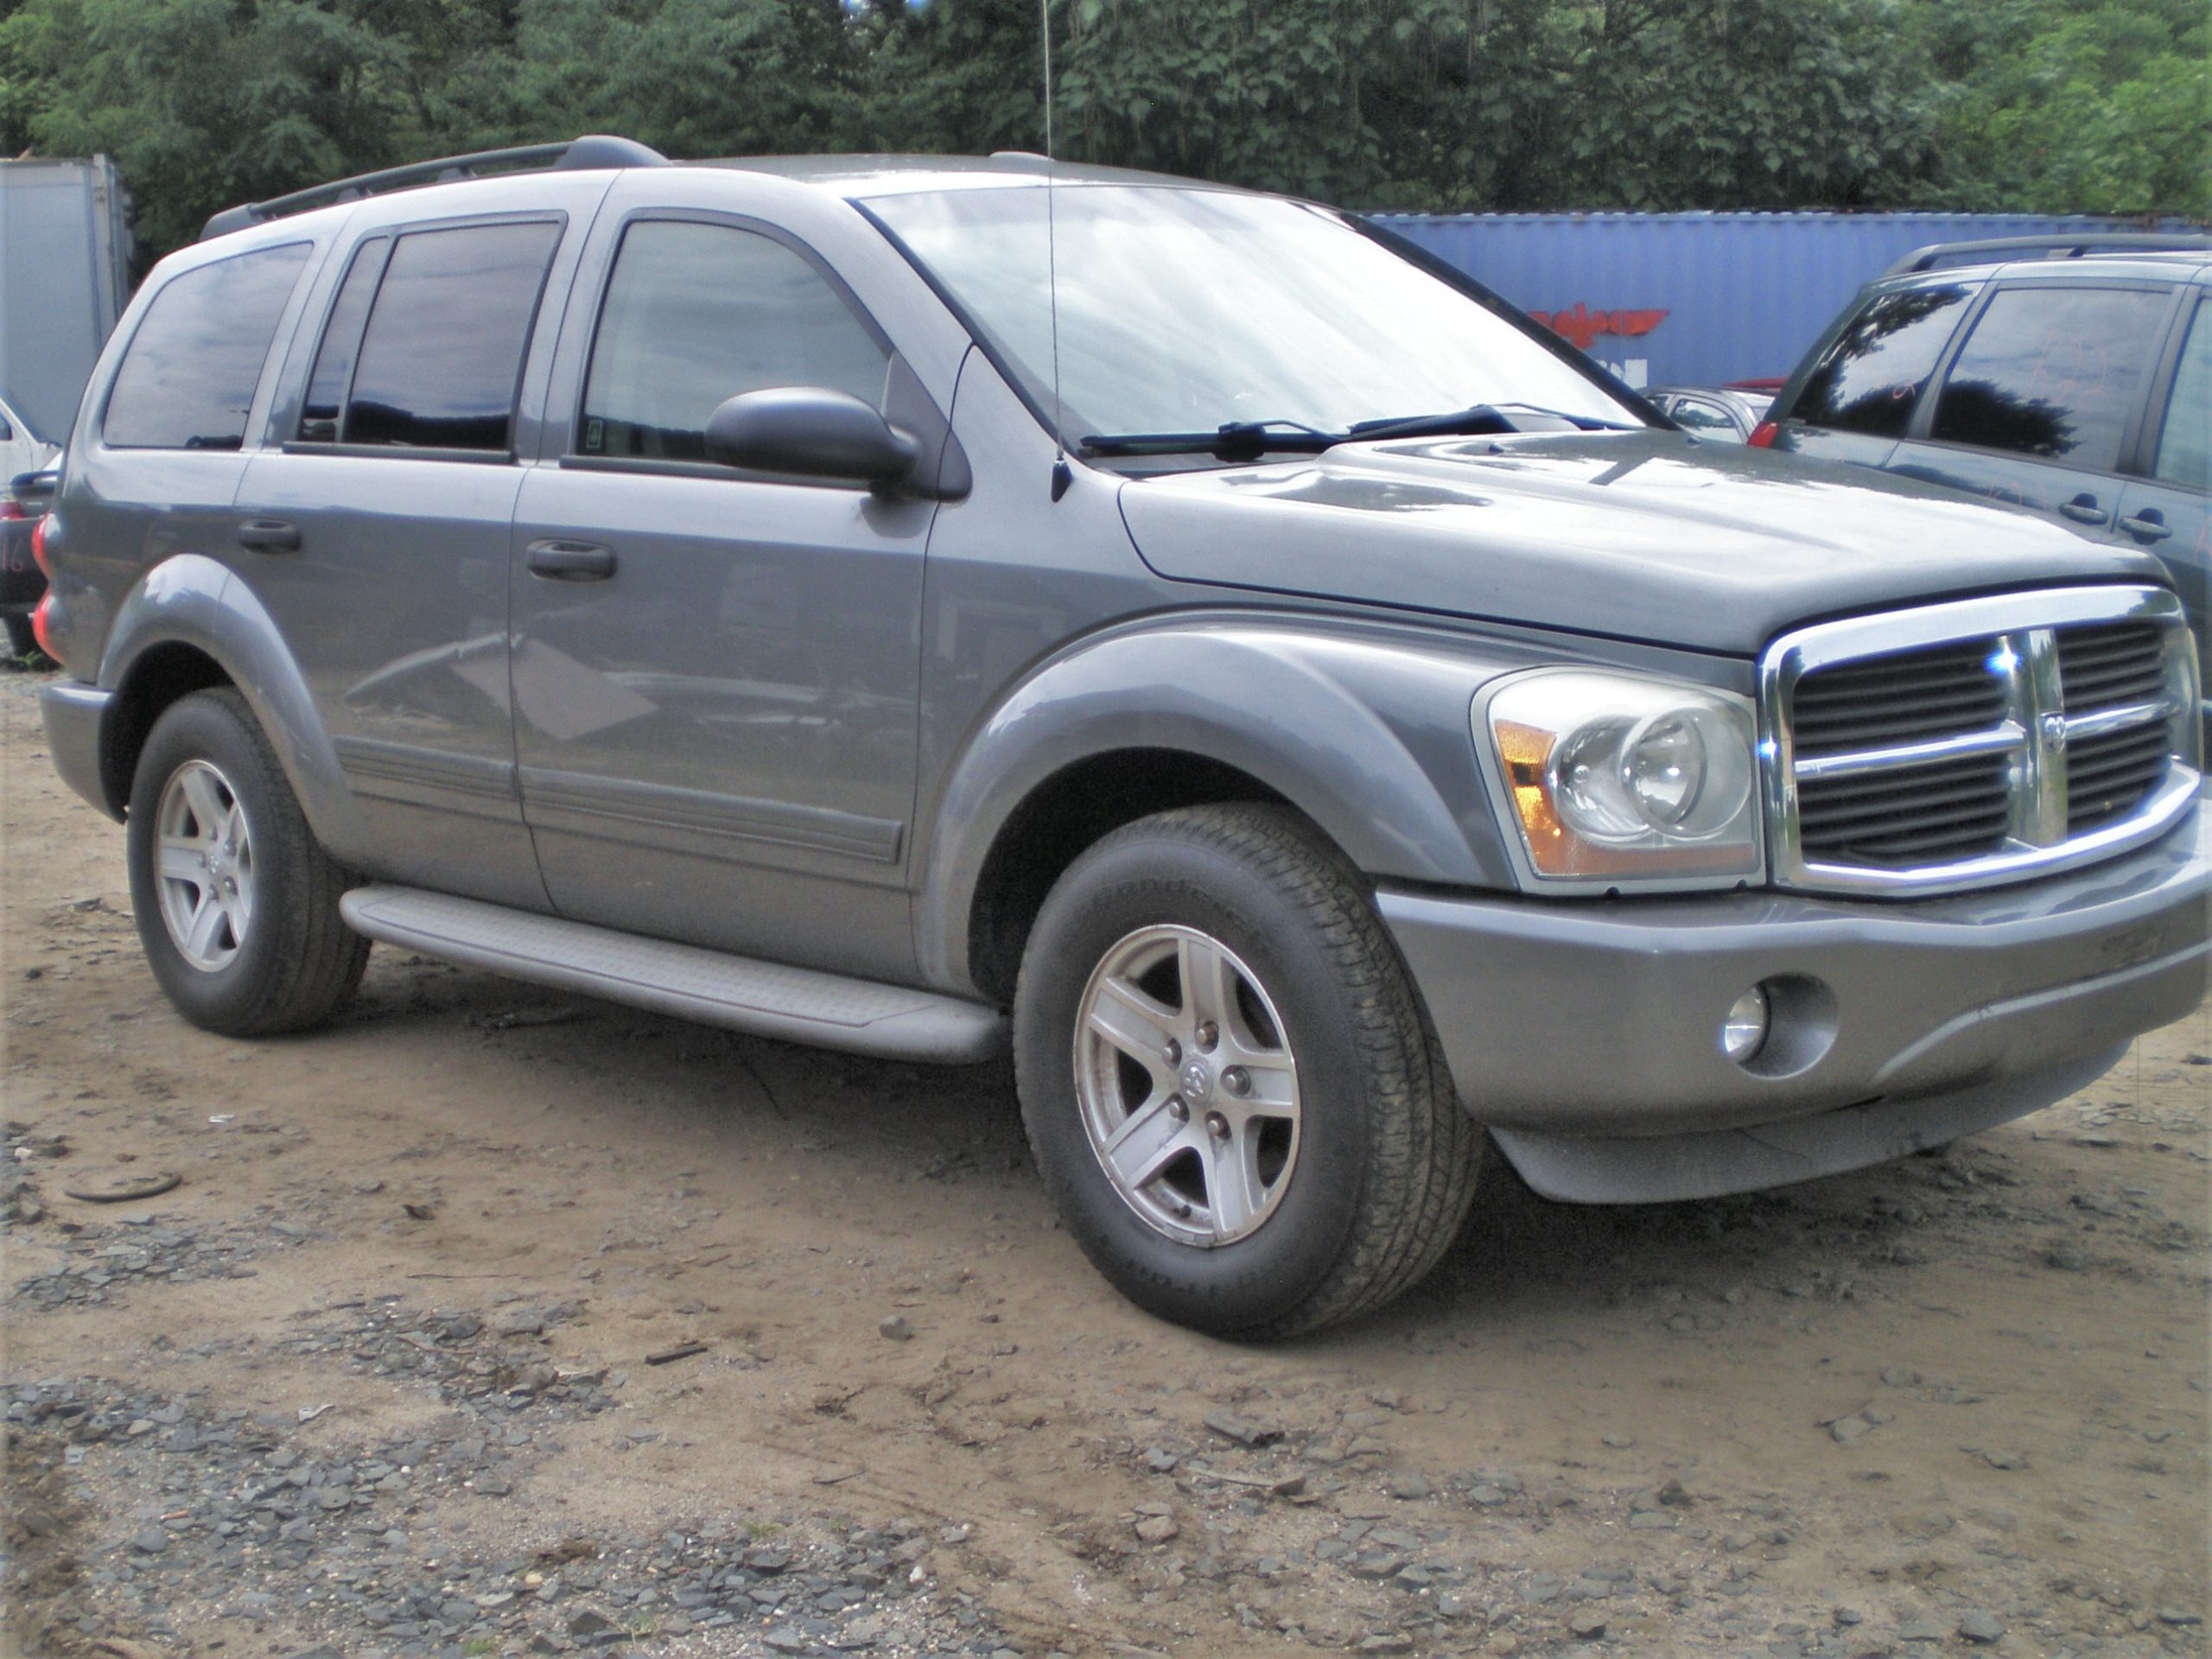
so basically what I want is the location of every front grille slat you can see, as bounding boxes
[1776,596,2187,890]
[2056,620,2173,829]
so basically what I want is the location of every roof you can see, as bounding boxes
[198,137,1246,241]
[1885,249,2212,288]
[701,153,1248,197]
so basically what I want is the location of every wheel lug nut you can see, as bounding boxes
[1223,1066,1249,1096]
[1195,1020,1218,1052]
[1205,1110,1230,1140]
[1163,1038,1181,1065]
[1166,1096,1188,1123]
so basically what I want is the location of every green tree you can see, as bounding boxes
[1917,0,2211,214]
[1,0,2203,265]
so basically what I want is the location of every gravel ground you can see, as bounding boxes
[3,666,2207,1659]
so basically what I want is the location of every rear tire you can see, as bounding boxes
[1014,804,1484,1338]
[126,689,368,1035]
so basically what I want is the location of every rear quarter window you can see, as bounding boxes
[1788,283,1976,439]
[104,243,313,450]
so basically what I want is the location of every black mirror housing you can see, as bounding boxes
[703,387,922,493]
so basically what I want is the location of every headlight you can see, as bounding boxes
[1483,671,1762,885]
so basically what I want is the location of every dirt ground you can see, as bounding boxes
[3,665,2208,1659]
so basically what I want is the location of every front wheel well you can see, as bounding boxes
[966,748,1298,1005]
[104,644,234,814]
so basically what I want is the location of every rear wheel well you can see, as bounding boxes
[967,749,1296,1005]
[105,645,233,814]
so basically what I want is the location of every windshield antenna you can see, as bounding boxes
[1040,0,1071,502]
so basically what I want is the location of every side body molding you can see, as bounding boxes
[913,618,1531,995]
[98,553,372,862]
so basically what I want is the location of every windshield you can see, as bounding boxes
[865,183,1639,450]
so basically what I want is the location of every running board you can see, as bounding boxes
[340,886,1006,1064]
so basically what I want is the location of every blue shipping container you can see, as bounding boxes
[1376,212,2146,391]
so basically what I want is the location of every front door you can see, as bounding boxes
[512,213,932,981]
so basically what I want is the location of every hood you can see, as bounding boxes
[1116,433,2171,658]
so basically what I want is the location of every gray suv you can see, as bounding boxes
[35,137,2209,1337]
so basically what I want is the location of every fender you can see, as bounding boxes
[913,616,1539,994]
[98,553,372,863]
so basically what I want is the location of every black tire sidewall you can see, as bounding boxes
[126,691,315,1033]
[1015,822,1384,1335]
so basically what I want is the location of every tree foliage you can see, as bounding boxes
[1920,0,2210,214]
[0,0,2201,261]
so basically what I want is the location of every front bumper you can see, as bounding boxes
[1380,808,2208,1194]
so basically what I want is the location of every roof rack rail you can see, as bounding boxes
[198,134,670,242]
[1885,232,2212,277]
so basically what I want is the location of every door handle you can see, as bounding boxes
[526,538,617,581]
[236,518,301,554]
[2057,494,2107,526]
[2117,510,2172,544]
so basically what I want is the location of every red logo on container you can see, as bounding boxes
[1526,303,1669,352]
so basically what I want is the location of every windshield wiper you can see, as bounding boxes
[1346,402,1637,442]
[1080,419,1339,461]
[1081,403,1637,461]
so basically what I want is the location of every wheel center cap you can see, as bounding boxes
[1179,1059,1212,1103]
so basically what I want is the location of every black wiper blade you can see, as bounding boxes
[1080,419,1341,460]
[1346,402,1637,442]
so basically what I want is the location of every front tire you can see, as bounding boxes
[126,689,369,1035]
[1014,804,1484,1338]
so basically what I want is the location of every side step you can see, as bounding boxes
[340,886,1007,1064]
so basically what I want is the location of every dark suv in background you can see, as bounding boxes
[1759,234,2212,726]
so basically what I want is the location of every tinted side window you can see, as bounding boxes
[1789,283,1975,439]
[2153,300,2209,492]
[344,221,563,451]
[578,220,890,462]
[1929,286,2170,471]
[105,243,312,450]
[297,236,391,442]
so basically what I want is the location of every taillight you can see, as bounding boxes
[30,515,52,577]
[0,498,22,521]
[30,593,55,658]
[1747,421,1779,449]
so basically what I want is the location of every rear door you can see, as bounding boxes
[1885,279,2183,536]
[509,194,936,981]
[234,191,597,906]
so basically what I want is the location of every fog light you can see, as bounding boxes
[1721,985,1770,1064]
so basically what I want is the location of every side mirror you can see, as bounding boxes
[704,387,921,493]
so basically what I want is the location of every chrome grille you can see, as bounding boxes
[1790,639,2008,757]
[2057,620,2166,707]
[1797,751,2012,866]
[1764,587,2199,895]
